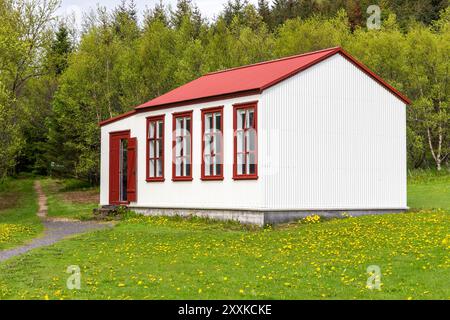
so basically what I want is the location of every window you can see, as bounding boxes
[201,107,223,180]
[172,111,193,181]
[119,138,128,201]
[146,115,165,182]
[233,102,258,179]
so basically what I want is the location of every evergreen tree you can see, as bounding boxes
[143,1,169,27]
[223,0,249,25]
[257,0,273,28]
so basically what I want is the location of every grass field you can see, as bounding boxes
[40,179,98,220]
[0,179,43,251]
[0,174,448,300]
[408,172,450,210]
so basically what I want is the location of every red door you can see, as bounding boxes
[127,137,137,202]
[109,131,137,205]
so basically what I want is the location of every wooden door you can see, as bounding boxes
[109,131,131,205]
[127,137,137,202]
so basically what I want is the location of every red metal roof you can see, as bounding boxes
[135,47,410,111]
[136,47,338,110]
[100,47,410,126]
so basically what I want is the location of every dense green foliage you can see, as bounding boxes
[0,0,449,183]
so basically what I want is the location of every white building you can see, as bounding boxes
[99,47,410,225]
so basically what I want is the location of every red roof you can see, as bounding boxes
[135,47,410,111]
[101,47,410,126]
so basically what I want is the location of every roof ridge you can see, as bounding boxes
[205,47,341,76]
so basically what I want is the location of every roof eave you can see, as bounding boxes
[134,88,262,112]
[98,110,136,127]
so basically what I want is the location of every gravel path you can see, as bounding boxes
[0,181,113,262]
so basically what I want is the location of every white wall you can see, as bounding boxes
[100,94,265,210]
[261,54,407,210]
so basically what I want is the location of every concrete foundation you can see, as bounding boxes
[131,207,408,226]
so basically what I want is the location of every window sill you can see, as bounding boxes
[201,176,224,181]
[146,178,165,182]
[110,201,130,205]
[172,177,194,182]
[232,175,258,180]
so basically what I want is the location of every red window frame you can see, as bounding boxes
[172,110,193,181]
[233,101,258,180]
[201,106,224,181]
[146,115,165,182]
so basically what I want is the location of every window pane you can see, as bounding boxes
[214,133,222,155]
[176,158,182,176]
[216,163,222,176]
[176,118,183,136]
[237,153,245,175]
[205,114,212,132]
[248,153,256,174]
[184,136,191,156]
[149,160,155,178]
[157,121,163,138]
[156,159,162,177]
[186,163,191,176]
[237,130,244,153]
[246,129,256,152]
[237,110,245,129]
[185,117,191,135]
[204,133,211,155]
[215,113,221,131]
[149,140,155,158]
[155,140,160,158]
[209,155,215,175]
[176,137,182,157]
[247,109,255,128]
[149,122,155,138]
[159,139,164,157]
[204,155,211,176]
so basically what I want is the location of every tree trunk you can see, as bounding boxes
[427,127,442,171]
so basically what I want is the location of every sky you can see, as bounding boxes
[57,0,259,27]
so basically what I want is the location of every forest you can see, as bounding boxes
[0,0,448,184]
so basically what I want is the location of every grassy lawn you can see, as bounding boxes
[40,178,98,220]
[0,211,448,299]
[0,173,448,300]
[0,179,42,251]
[408,172,450,210]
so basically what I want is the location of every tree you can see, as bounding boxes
[170,0,203,32]
[0,0,59,178]
[0,84,22,180]
[257,0,272,28]
[112,0,140,40]
[274,9,351,57]
[404,12,449,170]
[143,0,169,27]
[222,0,251,25]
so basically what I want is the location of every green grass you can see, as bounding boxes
[0,211,449,299]
[0,179,43,250]
[40,179,97,220]
[408,171,450,210]
[0,173,448,300]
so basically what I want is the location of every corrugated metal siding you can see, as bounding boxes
[261,54,407,210]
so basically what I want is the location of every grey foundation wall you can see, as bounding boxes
[131,207,407,227]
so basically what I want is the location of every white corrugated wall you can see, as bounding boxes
[260,54,407,210]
